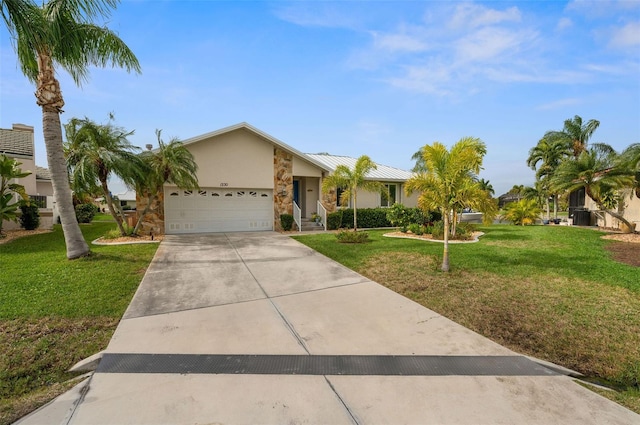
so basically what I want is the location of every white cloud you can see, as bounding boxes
[272,2,361,29]
[455,27,537,63]
[536,98,582,110]
[609,21,640,48]
[556,17,573,31]
[385,63,453,96]
[566,0,640,17]
[449,3,521,30]
[372,31,428,53]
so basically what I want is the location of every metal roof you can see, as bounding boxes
[0,126,34,157]
[305,154,413,182]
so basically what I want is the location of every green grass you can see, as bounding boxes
[293,225,640,413]
[0,222,158,425]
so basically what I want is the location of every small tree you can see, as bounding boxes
[65,117,144,236]
[0,154,31,236]
[321,155,383,231]
[406,137,488,272]
[132,130,199,235]
[501,199,542,226]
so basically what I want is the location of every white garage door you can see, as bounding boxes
[164,188,273,234]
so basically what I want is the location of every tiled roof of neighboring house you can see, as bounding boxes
[36,166,51,180]
[0,125,34,157]
[305,153,413,182]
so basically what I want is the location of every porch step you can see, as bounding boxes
[298,218,325,232]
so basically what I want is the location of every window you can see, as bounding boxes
[381,184,397,207]
[336,187,350,207]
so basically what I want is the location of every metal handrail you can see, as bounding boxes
[317,200,327,231]
[293,201,302,232]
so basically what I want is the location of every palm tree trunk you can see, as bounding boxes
[545,197,550,221]
[132,193,156,235]
[101,180,127,235]
[37,51,89,259]
[442,208,450,272]
[553,194,558,220]
[353,190,357,231]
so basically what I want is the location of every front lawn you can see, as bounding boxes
[293,225,640,413]
[0,222,158,425]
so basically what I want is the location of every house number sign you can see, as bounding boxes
[220,183,229,187]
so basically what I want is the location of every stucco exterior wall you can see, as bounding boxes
[401,188,419,208]
[585,189,640,231]
[186,129,274,189]
[293,157,322,177]
[36,180,53,196]
[13,157,37,196]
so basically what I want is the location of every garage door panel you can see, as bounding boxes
[164,188,274,234]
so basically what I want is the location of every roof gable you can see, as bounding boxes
[181,122,331,173]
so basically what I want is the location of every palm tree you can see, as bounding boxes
[618,143,640,198]
[552,147,635,231]
[527,135,571,219]
[501,199,542,226]
[405,137,487,272]
[543,115,600,158]
[132,130,199,235]
[65,117,143,236]
[0,154,31,236]
[321,155,383,231]
[1,0,140,258]
[476,178,495,197]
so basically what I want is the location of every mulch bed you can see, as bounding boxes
[603,242,640,267]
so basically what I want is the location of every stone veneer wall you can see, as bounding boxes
[135,191,165,236]
[321,183,337,213]
[274,148,293,231]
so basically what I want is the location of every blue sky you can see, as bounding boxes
[1,0,639,196]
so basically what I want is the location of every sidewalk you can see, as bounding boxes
[16,232,640,424]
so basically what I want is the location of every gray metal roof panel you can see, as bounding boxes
[305,154,413,181]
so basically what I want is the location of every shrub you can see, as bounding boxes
[335,230,369,243]
[408,223,424,235]
[386,204,441,231]
[386,203,412,231]
[19,204,40,230]
[430,220,445,240]
[326,211,343,230]
[75,203,98,223]
[502,199,541,226]
[280,214,294,231]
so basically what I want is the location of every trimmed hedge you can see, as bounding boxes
[327,208,392,230]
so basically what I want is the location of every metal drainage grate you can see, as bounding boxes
[96,354,558,376]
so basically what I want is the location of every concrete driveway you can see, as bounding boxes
[18,232,639,424]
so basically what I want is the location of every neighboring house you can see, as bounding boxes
[0,123,56,230]
[114,190,137,210]
[138,122,418,235]
[577,189,640,231]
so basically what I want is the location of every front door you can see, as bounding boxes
[293,180,300,207]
